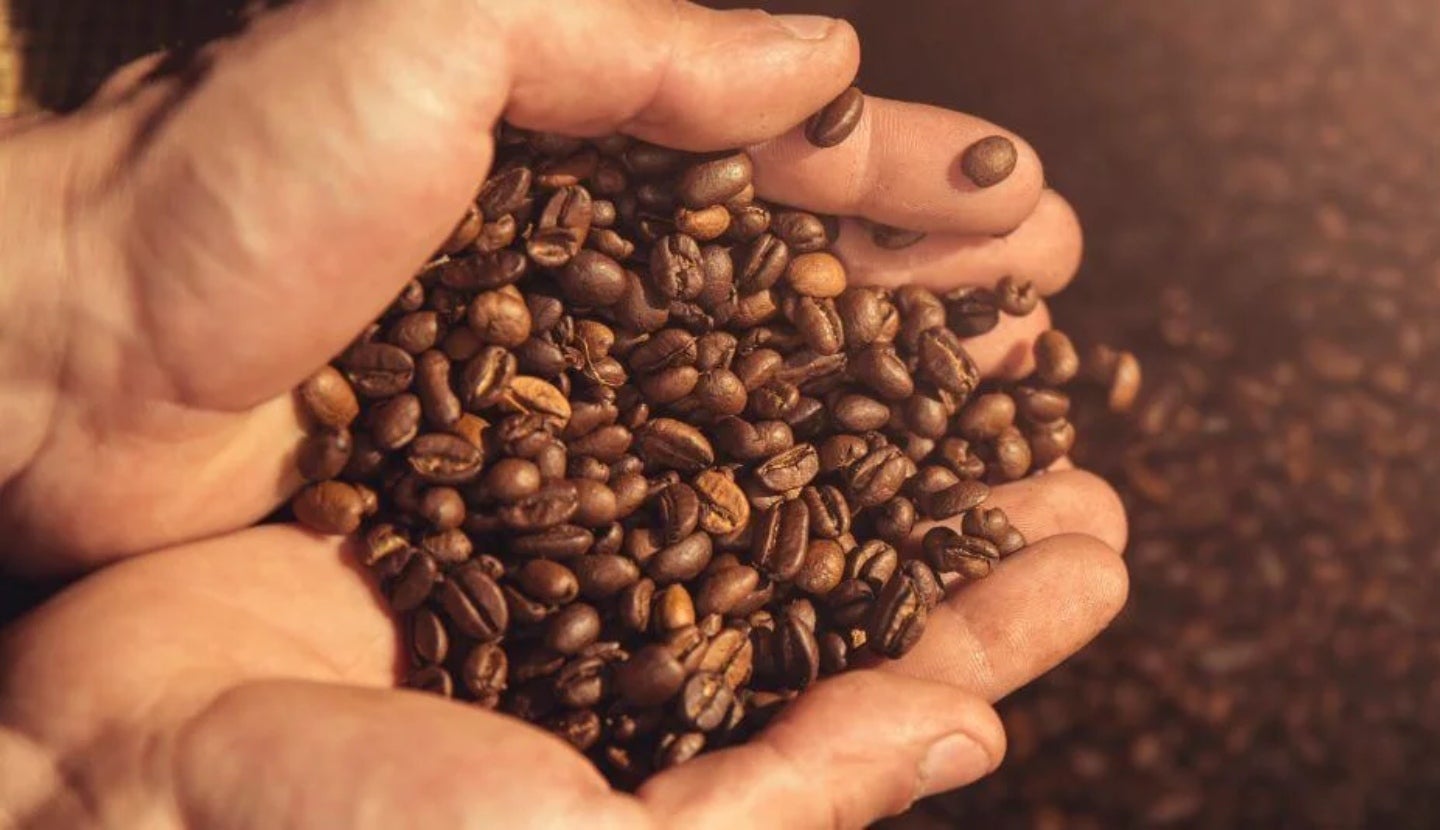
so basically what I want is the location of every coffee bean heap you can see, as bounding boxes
[288,109,1129,786]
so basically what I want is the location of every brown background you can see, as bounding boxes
[6,1,1440,827]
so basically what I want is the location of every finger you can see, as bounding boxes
[175,680,649,830]
[116,0,858,410]
[878,534,1129,702]
[750,95,1044,236]
[641,672,1003,829]
[952,301,1052,381]
[834,190,1083,296]
[91,52,169,104]
[948,468,1128,552]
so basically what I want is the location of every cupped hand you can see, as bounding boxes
[0,490,1122,828]
[0,0,1084,575]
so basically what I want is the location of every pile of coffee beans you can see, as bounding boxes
[288,101,1134,785]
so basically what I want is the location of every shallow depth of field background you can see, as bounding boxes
[6,1,1440,827]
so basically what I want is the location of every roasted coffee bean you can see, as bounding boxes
[518,559,581,605]
[870,222,927,249]
[410,607,449,666]
[461,642,509,707]
[844,444,913,508]
[475,215,519,254]
[923,526,1001,580]
[787,296,845,356]
[736,233,791,293]
[553,656,607,710]
[918,327,981,397]
[612,273,671,335]
[819,631,850,675]
[732,348,783,391]
[679,671,735,732]
[990,425,1034,481]
[755,444,820,492]
[832,393,891,432]
[406,433,485,485]
[749,381,801,421]
[570,479,619,526]
[786,252,847,299]
[618,578,656,633]
[388,311,441,356]
[926,479,991,520]
[459,346,517,411]
[297,428,353,482]
[996,275,1039,316]
[511,524,594,559]
[436,566,508,641]
[677,153,753,209]
[995,527,1027,557]
[699,626,754,689]
[635,419,715,473]
[478,165,532,219]
[936,437,987,480]
[850,343,915,400]
[412,351,461,428]
[499,481,581,531]
[794,539,846,596]
[615,644,687,707]
[483,457,542,503]
[341,342,416,398]
[544,709,602,752]
[557,249,627,307]
[694,565,761,617]
[649,234,706,301]
[800,485,851,540]
[775,615,821,689]
[1027,417,1077,468]
[847,539,901,591]
[959,135,1018,188]
[818,433,869,474]
[657,483,702,543]
[420,528,473,564]
[1035,330,1081,386]
[545,603,602,655]
[805,85,865,148]
[957,392,1017,441]
[389,552,440,613]
[370,393,422,450]
[536,147,599,189]
[962,505,1011,543]
[439,204,482,255]
[1013,385,1071,424]
[728,289,780,328]
[293,481,365,535]
[869,570,929,658]
[501,376,573,430]
[727,203,771,243]
[770,210,831,254]
[407,665,454,697]
[945,287,1001,337]
[826,578,876,630]
[836,287,899,349]
[648,532,714,584]
[674,205,731,241]
[568,425,633,464]
[298,366,361,430]
[655,732,706,770]
[689,469,750,535]
[528,185,593,268]
[750,500,809,581]
[654,583,697,634]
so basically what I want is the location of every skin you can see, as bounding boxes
[0,1,1125,827]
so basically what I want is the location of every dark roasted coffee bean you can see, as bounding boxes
[727,203,771,243]
[440,204,482,255]
[528,185,593,268]
[293,481,365,535]
[654,584,697,634]
[959,135,1018,188]
[559,249,627,307]
[536,147,599,189]
[732,348,783,391]
[518,559,581,605]
[800,485,851,539]
[420,527,472,564]
[461,642,509,707]
[728,289,780,329]
[677,152,753,209]
[341,342,415,398]
[694,565,761,618]
[962,505,1011,543]
[750,500,809,581]
[1013,385,1071,424]
[679,671,734,732]
[615,644,687,707]
[387,311,440,355]
[755,444,820,492]
[787,296,845,355]
[818,433,869,474]
[736,233,791,294]
[805,85,864,148]
[832,393,891,432]
[478,165,532,220]
[657,483,702,543]
[775,614,821,689]
[389,552,439,613]
[926,479,991,520]
[298,366,360,430]
[873,497,918,545]
[827,578,876,629]
[847,539,901,591]
[844,444,912,508]
[630,328,698,374]
[412,351,461,428]
[512,524,594,559]
[475,215,519,254]
[649,234,706,301]
[570,478,619,526]
[663,625,708,675]
[499,481,581,531]
[544,708,601,752]
[436,566,508,641]
[917,327,981,397]
[459,346,518,411]
[996,275,1039,316]
[1027,418,1077,469]
[990,425,1034,481]
[836,287,899,349]
[749,381,801,421]
[1035,330,1081,386]
[545,603,602,655]
[572,554,640,600]
[945,287,1001,337]
[618,578,656,634]
[995,527,1027,557]
[699,626,754,689]
[957,392,1016,441]
[903,560,946,610]
[410,607,449,666]
[435,250,529,292]
[553,656,607,709]
[648,532,714,584]
[407,665,453,698]
[923,526,1001,580]
[635,418,715,473]
[850,344,915,401]
[636,365,699,405]
[482,457,542,503]
[370,393,422,450]
[407,433,485,485]
[936,437,987,480]
[819,630,850,675]
[770,210,831,254]
[794,538,846,596]
[786,252,847,299]
[297,428,352,482]
[869,570,929,658]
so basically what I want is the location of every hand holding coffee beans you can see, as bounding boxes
[291,118,1137,785]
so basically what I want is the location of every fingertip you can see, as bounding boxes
[1009,189,1084,296]
[986,468,1130,552]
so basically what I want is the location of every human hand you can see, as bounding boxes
[0,0,1088,575]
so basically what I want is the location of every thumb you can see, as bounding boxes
[95,0,858,410]
[639,671,1006,829]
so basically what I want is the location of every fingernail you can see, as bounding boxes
[916,733,995,799]
[774,14,836,41]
